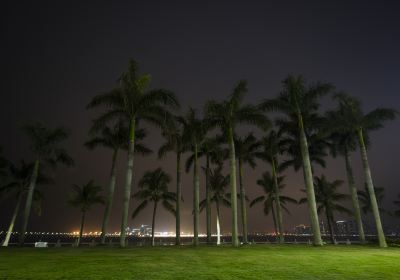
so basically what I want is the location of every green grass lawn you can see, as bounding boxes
[1,245,399,279]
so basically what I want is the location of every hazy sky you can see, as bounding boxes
[1,0,400,234]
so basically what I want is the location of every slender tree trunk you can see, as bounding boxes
[325,209,335,244]
[271,203,278,236]
[238,159,248,244]
[151,201,157,246]
[357,128,387,248]
[100,149,118,244]
[120,118,136,247]
[2,194,22,247]
[216,201,221,245]
[78,211,86,247]
[344,148,366,243]
[193,143,200,246]
[175,151,182,245]
[19,159,40,245]
[272,159,284,243]
[298,116,323,246]
[206,155,212,244]
[228,127,239,247]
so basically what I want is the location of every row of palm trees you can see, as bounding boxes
[1,59,398,248]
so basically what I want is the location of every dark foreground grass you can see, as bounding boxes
[1,245,400,280]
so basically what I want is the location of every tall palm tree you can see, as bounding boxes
[233,133,261,244]
[325,109,366,243]
[255,130,286,243]
[158,116,187,245]
[85,120,152,244]
[199,166,230,245]
[180,108,206,246]
[19,122,74,245]
[87,59,179,247]
[394,194,400,217]
[205,80,269,246]
[358,185,386,215]
[260,75,333,246]
[299,175,351,244]
[1,161,51,246]
[68,180,104,247]
[132,168,176,246]
[333,93,398,247]
[185,137,224,244]
[250,172,297,237]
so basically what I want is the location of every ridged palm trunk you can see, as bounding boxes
[175,152,182,245]
[298,117,323,246]
[216,202,221,245]
[100,149,118,244]
[19,159,40,245]
[238,159,248,244]
[2,194,22,247]
[357,128,387,248]
[325,209,335,244]
[344,148,366,243]
[120,119,136,247]
[206,156,212,244]
[272,159,284,243]
[228,127,239,247]
[193,143,200,246]
[271,204,278,236]
[77,211,86,247]
[151,201,158,246]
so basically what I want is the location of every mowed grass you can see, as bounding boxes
[1,245,400,280]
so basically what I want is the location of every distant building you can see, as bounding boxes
[335,220,357,235]
[294,224,312,235]
[139,225,152,236]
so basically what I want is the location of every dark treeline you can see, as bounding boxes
[1,59,398,248]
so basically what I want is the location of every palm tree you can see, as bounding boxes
[300,175,351,244]
[158,116,187,245]
[0,147,8,178]
[333,93,398,247]
[1,161,51,246]
[132,168,176,246]
[358,185,386,215]
[19,122,74,245]
[325,109,366,243]
[250,172,297,237]
[180,108,206,246]
[185,137,224,244]
[85,120,152,244]
[394,194,400,217]
[199,166,230,245]
[68,180,105,247]
[233,133,261,244]
[205,80,269,246]
[87,59,179,247]
[255,130,286,243]
[260,75,333,246]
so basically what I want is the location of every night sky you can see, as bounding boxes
[1,0,399,234]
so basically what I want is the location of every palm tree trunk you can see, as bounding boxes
[216,201,221,245]
[78,211,86,247]
[100,148,118,244]
[151,201,157,246]
[120,118,136,247]
[206,155,212,244]
[175,151,182,245]
[325,209,335,244]
[2,194,22,247]
[238,159,248,244]
[228,127,239,247]
[357,128,387,248]
[271,203,278,236]
[193,143,200,246]
[272,159,284,243]
[344,148,366,243]
[19,159,40,245]
[298,116,323,246]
